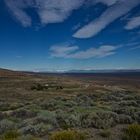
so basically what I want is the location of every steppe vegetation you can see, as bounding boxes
[0,71,140,140]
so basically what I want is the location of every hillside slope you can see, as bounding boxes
[0,68,28,77]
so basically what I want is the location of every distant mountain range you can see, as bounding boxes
[0,68,140,76]
[65,69,140,73]
[29,69,140,74]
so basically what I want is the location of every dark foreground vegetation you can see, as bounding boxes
[0,70,140,140]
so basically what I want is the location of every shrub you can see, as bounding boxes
[0,119,16,134]
[37,110,57,126]
[122,95,135,101]
[56,110,81,129]
[19,123,48,136]
[102,94,120,102]
[75,94,93,106]
[36,84,44,91]
[81,112,99,128]
[17,118,37,129]
[0,112,4,120]
[49,130,86,140]
[85,111,119,129]
[134,111,140,123]
[9,103,23,110]
[122,124,140,140]
[119,101,138,107]
[0,102,10,111]
[40,100,57,110]
[11,109,36,119]
[118,114,133,124]
[114,106,138,117]
[31,84,45,91]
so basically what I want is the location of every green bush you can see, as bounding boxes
[56,111,81,129]
[118,114,133,124]
[37,110,57,126]
[31,84,44,91]
[0,112,4,120]
[119,101,138,107]
[11,109,36,119]
[134,112,140,123]
[0,119,16,134]
[84,111,119,129]
[49,130,86,140]
[122,124,140,140]
[0,102,11,111]
[40,99,57,110]
[19,123,48,136]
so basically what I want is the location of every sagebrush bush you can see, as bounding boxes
[81,112,99,128]
[134,111,140,123]
[119,100,138,107]
[37,110,57,126]
[85,111,119,129]
[118,114,133,124]
[31,84,44,91]
[114,106,138,117]
[0,112,4,120]
[0,102,10,111]
[11,109,36,119]
[49,130,86,140]
[17,117,37,129]
[0,119,16,134]
[56,111,81,129]
[122,124,140,140]
[122,95,135,101]
[40,99,57,110]
[19,123,48,136]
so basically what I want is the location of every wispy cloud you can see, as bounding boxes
[4,0,129,28]
[5,0,85,27]
[125,16,140,30]
[5,0,32,27]
[50,44,118,59]
[37,0,85,25]
[73,0,140,38]
[50,44,79,57]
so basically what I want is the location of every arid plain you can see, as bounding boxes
[0,69,140,140]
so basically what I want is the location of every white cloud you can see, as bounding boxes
[4,0,85,27]
[37,0,85,25]
[50,44,117,59]
[50,44,79,57]
[125,16,140,30]
[5,0,32,27]
[4,0,128,28]
[73,0,140,38]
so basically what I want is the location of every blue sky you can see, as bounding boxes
[0,0,140,71]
